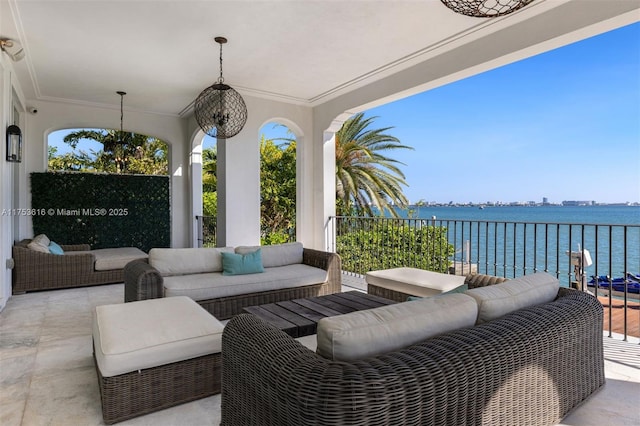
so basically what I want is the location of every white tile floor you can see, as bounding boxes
[1,276,639,426]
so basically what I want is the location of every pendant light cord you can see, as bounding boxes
[120,93,124,134]
[218,41,224,84]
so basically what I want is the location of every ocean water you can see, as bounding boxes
[392,205,640,285]
[399,205,640,226]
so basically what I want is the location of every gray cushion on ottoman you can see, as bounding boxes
[93,296,224,377]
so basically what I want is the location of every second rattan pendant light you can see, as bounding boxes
[440,0,535,17]
[194,37,247,139]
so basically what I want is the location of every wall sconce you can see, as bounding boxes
[6,124,22,162]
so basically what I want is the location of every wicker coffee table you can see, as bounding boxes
[242,291,396,337]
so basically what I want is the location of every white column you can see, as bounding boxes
[216,132,260,247]
[190,143,203,247]
[310,112,353,252]
[320,131,336,251]
[0,59,10,309]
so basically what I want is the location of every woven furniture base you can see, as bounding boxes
[95,351,222,424]
[368,273,509,302]
[12,241,124,292]
[222,287,604,425]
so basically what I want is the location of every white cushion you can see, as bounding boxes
[163,263,327,301]
[149,247,233,276]
[365,267,466,297]
[464,272,560,324]
[316,293,478,361]
[27,234,50,253]
[235,242,303,268]
[91,247,148,271]
[93,296,224,377]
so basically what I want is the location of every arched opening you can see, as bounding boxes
[42,128,171,251]
[259,122,297,245]
[199,134,217,247]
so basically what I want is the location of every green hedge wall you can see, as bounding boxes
[31,172,170,252]
[336,223,454,275]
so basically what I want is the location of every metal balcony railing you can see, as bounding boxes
[195,215,296,247]
[196,215,216,247]
[327,215,640,341]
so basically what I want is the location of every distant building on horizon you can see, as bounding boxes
[562,200,595,206]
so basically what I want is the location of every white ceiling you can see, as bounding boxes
[3,0,639,117]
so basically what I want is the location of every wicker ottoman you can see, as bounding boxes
[93,296,224,424]
[366,267,466,302]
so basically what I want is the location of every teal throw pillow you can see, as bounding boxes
[48,241,64,255]
[406,284,469,301]
[221,249,264,276]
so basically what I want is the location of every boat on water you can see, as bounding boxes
[588,273,640,294]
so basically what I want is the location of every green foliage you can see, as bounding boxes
[48,129,168,175]
[30,172,170,251]
[335,113,413,218]
[203,191,217,217]
[259,136,296,242]
[202,147,217,193]
[336,221,454,275]
[260,231,293,246]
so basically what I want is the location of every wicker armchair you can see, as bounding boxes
[221,287,604,425]
[12,240,124,292]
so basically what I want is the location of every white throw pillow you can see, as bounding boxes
[464,272,560,324]
[27,234,51,253]
[316,293,478,361]
[235,242,303,268]
[149,247,233,276]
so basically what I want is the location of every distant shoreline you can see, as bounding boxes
[406,202,640,208]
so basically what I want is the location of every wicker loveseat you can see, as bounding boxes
[12,238,148,293]
[124,242,341,320]
[221,274,605,425]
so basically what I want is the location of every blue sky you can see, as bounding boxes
[51,22,639,204]
[351,22,640,205]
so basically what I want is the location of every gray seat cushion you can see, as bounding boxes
[163,264,328,301]
[366,267,466,297]
[93,296,224,377]
[91,247,148,271]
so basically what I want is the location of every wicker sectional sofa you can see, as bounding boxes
[12,238,148,293]
[124,242,341,319]
[221,273,605,425]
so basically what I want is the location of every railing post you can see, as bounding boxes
[196,215,203,248]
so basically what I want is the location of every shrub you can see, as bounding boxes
[337,222,454,275]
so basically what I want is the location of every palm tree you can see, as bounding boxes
[335,113,413,217]
[202,147,217,192]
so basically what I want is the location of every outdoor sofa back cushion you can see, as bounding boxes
[235,242,303,268]
[316,293,478,361]
[27,234,51,253]
[464,271,560,324]
[149,247,233,276]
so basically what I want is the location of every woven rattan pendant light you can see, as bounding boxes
[440,0,535,17]
[194,37,247,139]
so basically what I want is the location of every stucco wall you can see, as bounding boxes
[18,100,190,248]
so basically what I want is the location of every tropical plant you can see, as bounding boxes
[259,135,296,242]
[48,129,168,175]
[202,147,217,193]
[48,146,93,172]
[335,113,413,217]
[336,222,454,275]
